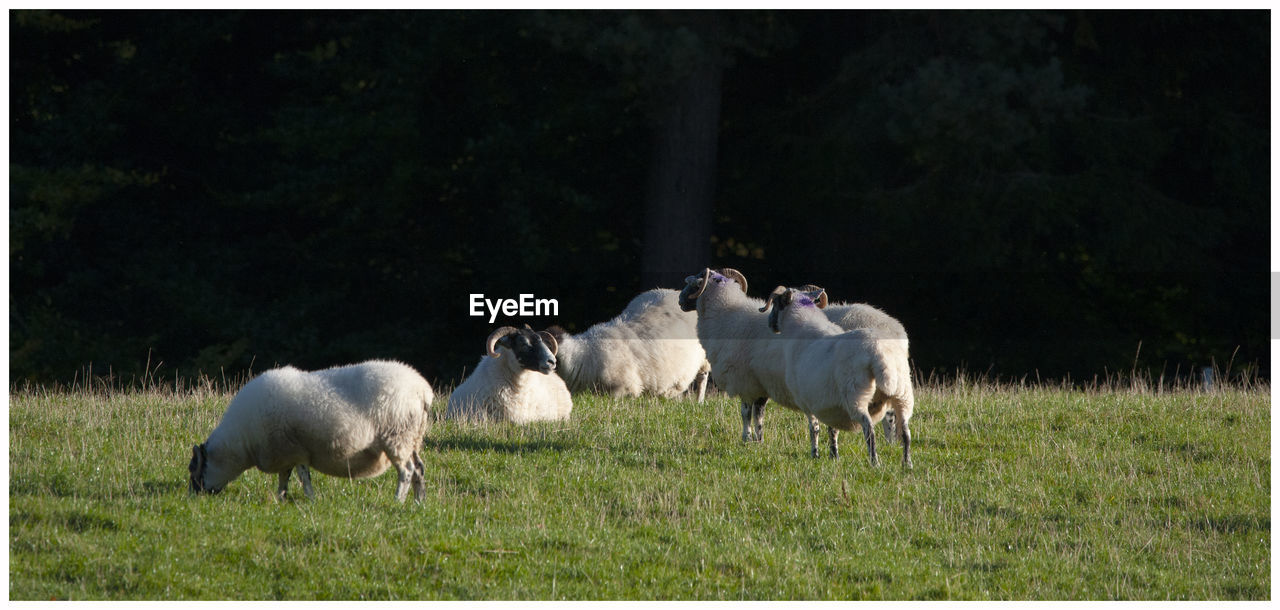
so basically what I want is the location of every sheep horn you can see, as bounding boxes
[485,326,520,358]
[685,268,712,300]
[800,284,829,309]
[537,331,558,356]
[759,285,789,313]
[719,268,748,294]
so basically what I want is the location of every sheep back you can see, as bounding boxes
[824,302,909,340]
[556,288,706,398]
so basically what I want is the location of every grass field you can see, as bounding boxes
[7,378,1271,600]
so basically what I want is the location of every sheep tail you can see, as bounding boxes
[872,351,900,398]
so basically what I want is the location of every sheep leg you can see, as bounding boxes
[296,465,314,499]
[807,415,821,458]
[752,398,767,441]
[901,419,913,470]
[880,404,897,445]
[391,454,419,503]
[859,411,879,467]
[828,427,839,459]
[739,400,754,442]
[276,471,291,501]
[410,450,426,501]
[895,400,912,470]
[694,368,710,403]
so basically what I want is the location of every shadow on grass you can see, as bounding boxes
[426,436,576,455]
[141,480,187,496]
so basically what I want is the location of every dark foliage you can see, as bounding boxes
[10,10,1268,385]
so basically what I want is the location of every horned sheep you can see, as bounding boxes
[188,359,434,502]
[678,268,814,448]
[809,287,910,443]
[760,285,915,468]
[446,325,573,424]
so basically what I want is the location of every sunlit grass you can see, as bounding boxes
[8,378,1270,599]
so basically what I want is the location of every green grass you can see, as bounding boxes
[8,380,1270,600]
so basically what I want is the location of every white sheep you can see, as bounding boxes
[187,359,434,502]
[545,288,710,401]
[446,325,573,424]
[678,268,815,449]
[805,286,910,444]
[761,285,914,468]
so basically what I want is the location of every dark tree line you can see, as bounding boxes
[10,10,1269,386]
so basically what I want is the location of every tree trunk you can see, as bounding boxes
[640,56,723,290]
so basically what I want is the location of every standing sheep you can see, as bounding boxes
[446,325,573,424]
[804,284,911,444]
[761,285,914,468]
[678,268,815,448]
[545,288,710,401]
[188,360,434,502]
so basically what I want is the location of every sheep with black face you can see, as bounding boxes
[445,325,573,424]
[188,359,434,502]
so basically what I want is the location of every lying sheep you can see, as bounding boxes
[761,285,914,468]
[188,360,434,502]
[446,325,573,424]
[545,288,710,401]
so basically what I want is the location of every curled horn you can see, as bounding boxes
[719,268,748,294]
[800,284,829,309]
[537,330,558,356]
[485,326,520,358]
[687,268,712,300]
[759,285,789,313]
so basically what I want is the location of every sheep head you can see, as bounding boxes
[759,285,827,333]
[678,268,749,312]
[486,325,558,374]
[187,443,223,495]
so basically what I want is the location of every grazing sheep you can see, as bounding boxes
[188,360,434,502]
[678,267,816,448]
[446,325,573,424]
[545,288,710,401]
[761,285,914,468]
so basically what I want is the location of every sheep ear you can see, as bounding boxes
[768,306,783,334]
[538,331,559,356]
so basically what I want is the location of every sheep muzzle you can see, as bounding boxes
[678,268,712,312]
